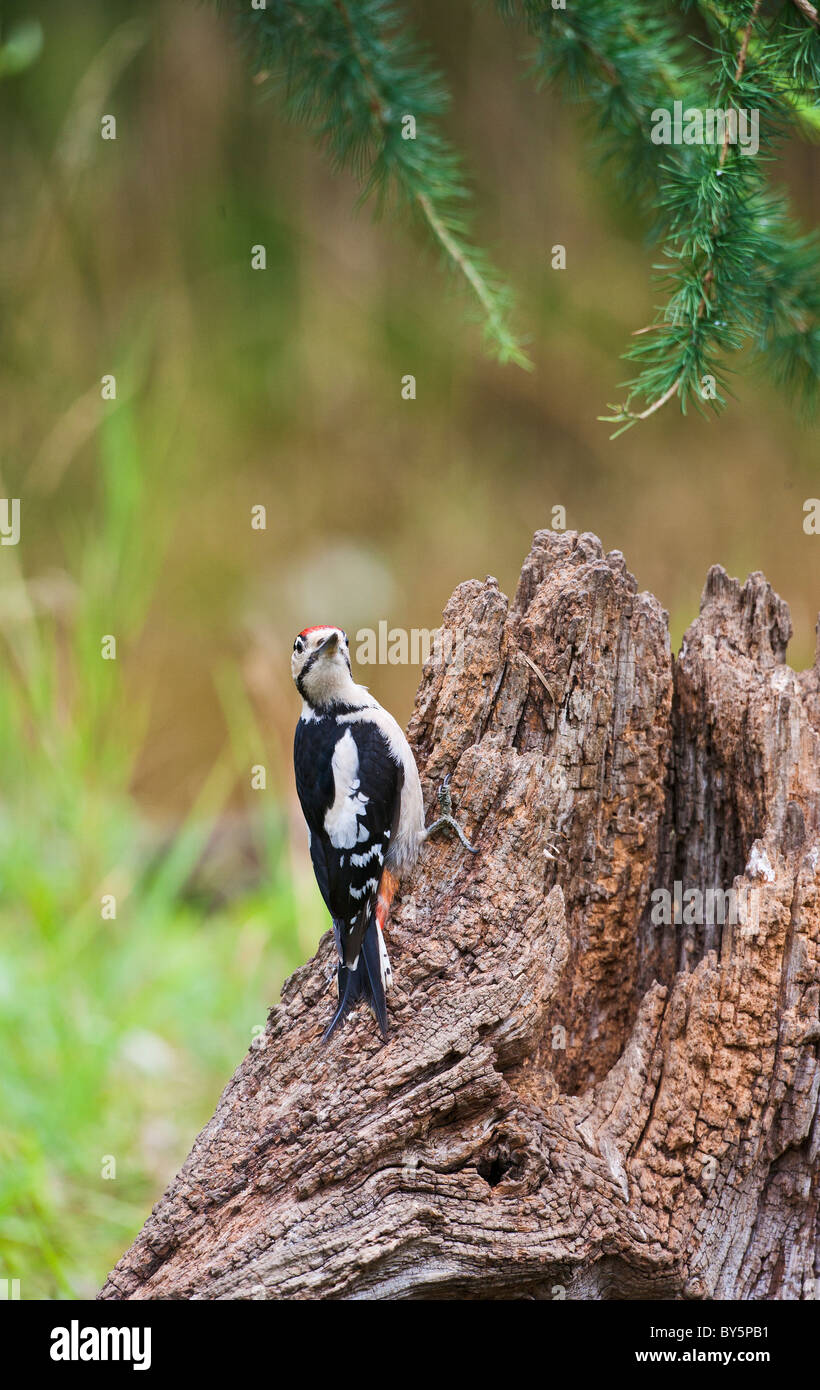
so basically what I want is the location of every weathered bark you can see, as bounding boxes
[100,531,820,1301]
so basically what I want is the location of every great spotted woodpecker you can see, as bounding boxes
[292,624,476,1043]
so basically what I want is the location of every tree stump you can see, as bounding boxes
[100,531,820,1301]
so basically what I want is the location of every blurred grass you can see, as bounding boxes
[0,396,309,1298]
[0,0,818,1298]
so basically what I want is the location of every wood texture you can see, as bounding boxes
[100,531,820,1301]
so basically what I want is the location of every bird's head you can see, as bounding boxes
[291,625,354,709]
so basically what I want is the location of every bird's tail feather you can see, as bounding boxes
[360,918,389,1039]
[322,914,388,1044]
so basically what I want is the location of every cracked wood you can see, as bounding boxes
[100,531,820,1301]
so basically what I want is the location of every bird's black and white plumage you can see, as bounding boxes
[292,625,425,1042]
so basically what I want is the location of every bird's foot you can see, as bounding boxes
[543,826,568,863]
[438,773,455,819]
[423,774,478,854]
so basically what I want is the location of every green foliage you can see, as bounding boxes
[221,0,820,431]
[0,20,43,79]
[0,401,306,1298]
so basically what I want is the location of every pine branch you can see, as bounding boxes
[703,1,820,134]
[211,0,819,431]
[498,0,819,433]
[603,0,765,431]
[219,0,530,367]
[791,0,818,28]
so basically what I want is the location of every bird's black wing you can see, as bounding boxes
[321,719,402,933]
[294,716,335,914]
[293,713,402,959]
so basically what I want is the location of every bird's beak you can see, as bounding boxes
[317,632,339,656]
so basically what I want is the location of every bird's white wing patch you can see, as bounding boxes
[324,728,370,849]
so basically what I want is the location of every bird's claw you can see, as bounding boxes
[543,827,567,862]
[424,775,478,854]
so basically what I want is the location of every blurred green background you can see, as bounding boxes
[0,1,817,1298]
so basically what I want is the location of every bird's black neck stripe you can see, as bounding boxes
[299,697,369,719]
[295,647,323,696]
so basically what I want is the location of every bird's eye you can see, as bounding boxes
[343,632,349,646]
[294,637,304,654]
